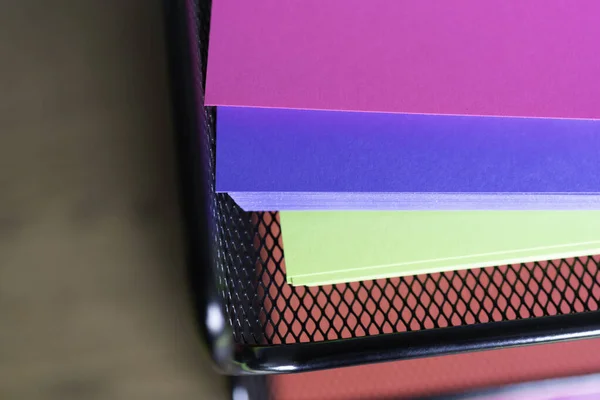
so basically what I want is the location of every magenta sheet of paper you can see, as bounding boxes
[206,0,600,119]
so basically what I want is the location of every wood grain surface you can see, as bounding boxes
[0,1,226,398]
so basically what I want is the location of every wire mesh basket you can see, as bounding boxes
[165,0,600,375]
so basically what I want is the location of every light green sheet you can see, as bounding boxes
[280,211,600,286]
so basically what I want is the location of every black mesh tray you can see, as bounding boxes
[165,0,600,375]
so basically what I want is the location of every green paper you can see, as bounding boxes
[280,211,600,286]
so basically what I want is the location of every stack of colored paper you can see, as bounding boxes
[206,0,600,285]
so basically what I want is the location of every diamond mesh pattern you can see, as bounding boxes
[252,212,600,345]
[189,0,600,347]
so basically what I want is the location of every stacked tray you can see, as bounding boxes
[165,0,600,375]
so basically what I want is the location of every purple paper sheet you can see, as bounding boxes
[207,0,600,120]
[216,107,600,211]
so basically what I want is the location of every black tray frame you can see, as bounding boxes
[164,0,600,375]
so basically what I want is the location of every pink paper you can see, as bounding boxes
[206,0,600,119]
